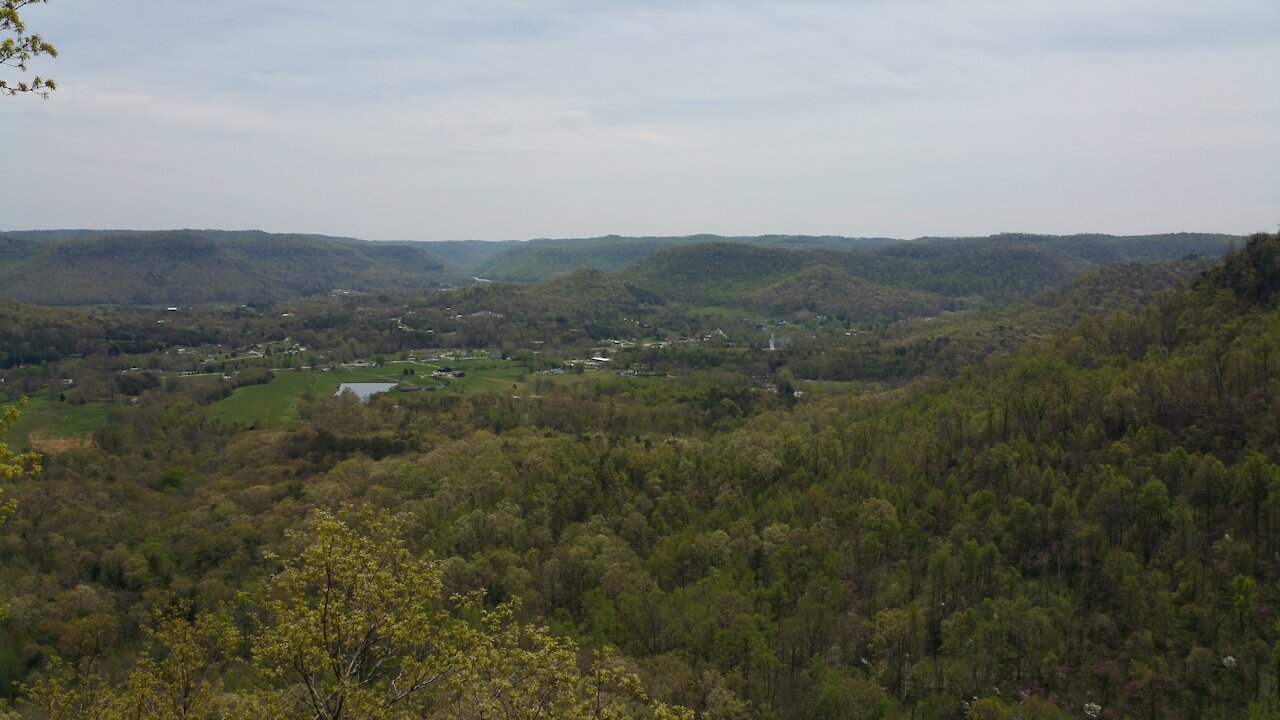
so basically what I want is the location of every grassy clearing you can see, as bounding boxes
[2,396,111,450]
[206,370,324,427]
[433,359,530,393]
[687,305,756,322]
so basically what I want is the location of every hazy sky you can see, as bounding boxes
[3,0,1277,240]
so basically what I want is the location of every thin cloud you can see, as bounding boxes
[2,0,1276,239]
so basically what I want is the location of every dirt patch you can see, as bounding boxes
[27,432,90,453]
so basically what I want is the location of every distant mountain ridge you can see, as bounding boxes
[455,234,899,280]
[610,233,1236,319]
[430,233,1238,326]
[429,231,1237,282]
[0,229,455,305]
[1,228,368,244]
[0,228,1241,309]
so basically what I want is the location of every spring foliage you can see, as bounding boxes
[0,401,39,525]
[15,510,689,720]
[0,0,56,97]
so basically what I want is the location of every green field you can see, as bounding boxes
[206,358,535,427]
[1,396,112,450]
[205,370,326,427]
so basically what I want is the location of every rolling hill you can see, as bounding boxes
[0,229,1239,311]
[0,230,458,305]
[465,234,899,281]
[745,264,947,322]
[615,233,1237,317]
[447,231,1236,285]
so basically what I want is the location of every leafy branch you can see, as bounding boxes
[0,0,57,97]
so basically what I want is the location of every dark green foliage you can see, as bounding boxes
[746,264,945,322]
[0,297,287,374]
[1202,232,1280,305]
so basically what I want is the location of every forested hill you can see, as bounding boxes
[609,234,1233,319]
[0,299,208,368]
[453,232,1237,284]
[0,230,457,305]
[0,229,1236,309]
[457,234,900,281]
[1,229,368,244]
[808,257,1214,382]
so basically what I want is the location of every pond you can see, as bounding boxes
[334,382,399,402]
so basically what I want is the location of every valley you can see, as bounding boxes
[1,230,1278,719]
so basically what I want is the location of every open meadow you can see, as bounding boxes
[0,396,110,450]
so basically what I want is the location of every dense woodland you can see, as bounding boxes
[0,230,1235,315]
[0,231,452,305]
[1,232,1279,719]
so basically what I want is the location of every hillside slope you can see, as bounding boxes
[470,234,900,280]
[0,230,457,305]
[619,234,1235,314]
[745,264,945,321]
[466,232,1235,284]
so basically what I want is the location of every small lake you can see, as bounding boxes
[334,382,399,402]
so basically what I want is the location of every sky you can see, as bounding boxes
[2,0,1277,241]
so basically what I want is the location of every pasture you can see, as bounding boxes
[1,396,111,451]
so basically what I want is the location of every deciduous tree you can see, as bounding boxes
[0,0,56,97]
[0,401,40,526]
[249,510,463,720]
